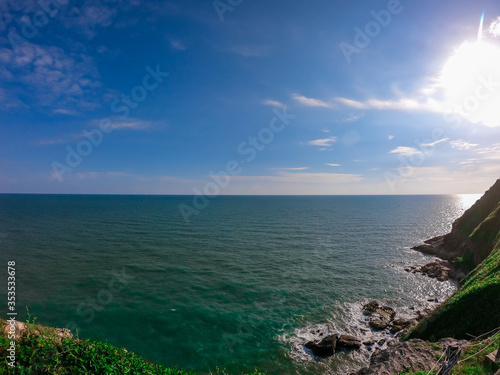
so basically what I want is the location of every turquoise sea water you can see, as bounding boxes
[0,194,481,374]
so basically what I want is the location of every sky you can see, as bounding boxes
[1,0,500,195]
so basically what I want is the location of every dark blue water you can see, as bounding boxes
[0,194,480,374]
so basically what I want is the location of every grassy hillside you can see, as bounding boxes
[441,179,500,266]
[409,180,500,340]
[0,318,265,375]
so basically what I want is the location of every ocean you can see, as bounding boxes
[0,194,481,374]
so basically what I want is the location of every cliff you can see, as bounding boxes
[409,178,500,340]
[414,178,500,268]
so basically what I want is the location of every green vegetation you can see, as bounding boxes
[452,251,476,274]
[409,230,500,340]
[0,317,266,375]
[409,183,500,341]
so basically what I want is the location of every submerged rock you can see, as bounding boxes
[405,258,460,281]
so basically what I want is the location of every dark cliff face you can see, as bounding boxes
[408,178,500,340]
[442,179,500,265]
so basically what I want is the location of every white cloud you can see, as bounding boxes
[292,94,332,108]
[420,138,449,147]
[0,43,101,111]
[389,146,422,156]
[450,140,479,150]
[388,135,394,140]
[168,38,187,51]
[269,167,309,171]
[342,112,364,123]
[476,143,500,158]
[111,120,151,130]
[53,108,79,115]
[308,136,338,147]
[325,163,341,167]
[335,96,441,112]
[382,166,500,194]
[489,16,500,37]
[61,4,116,39]
[263,99,285,108]
[231,171,363,184]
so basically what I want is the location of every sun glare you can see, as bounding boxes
[440,40,500,127]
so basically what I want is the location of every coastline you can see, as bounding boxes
[2,185,499,374]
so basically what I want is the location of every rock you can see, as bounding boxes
[389,318,415,334]
[363,301,380,315]
[416,308,432,321]
[389,324,403,334]
[2,320,28,340]
[305,333,362,357]
[411,235,445,257]
[363,301,396,331]
[368,307,395,331]
[337,334,361,349]
[369,313,392,330]
[360,338,468,374]
[363,339,375,346]
[355,338,468,375]
[305,334,338,357]
[413,259,459,281]
[54,328,73,339]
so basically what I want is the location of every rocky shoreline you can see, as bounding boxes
[300,298,442,373]
[299,246,470,373]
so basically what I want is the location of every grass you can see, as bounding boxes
[0,317,266,375]
[409,239,500,340]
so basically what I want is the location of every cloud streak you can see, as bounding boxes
[308,136,338,147]
[389,146,422,156]
[292,94,332,108]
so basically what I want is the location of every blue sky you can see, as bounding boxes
[1,0,500,195]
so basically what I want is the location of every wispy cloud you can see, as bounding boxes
[490,16,500,37]
[53,108,79,116]
[269,167,309,171]
[60,3,117,39]
[263,99,285,108]
[110,120,153,130]
[292,94,332,108]
[231,171,363,184]
[389,146,422,156]
[308,136,338,147]
[0,43,102,112]
[420,138,449,147]
[476,143,500,158]
[325,163,341,167]
[388,135,394,140]
[342,112,364,123]
[168,37,187,51]
[335,96,441,112]
[38,119,153,146]
[450,140,479,150]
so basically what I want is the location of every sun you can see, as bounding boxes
[439,21,500,127]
